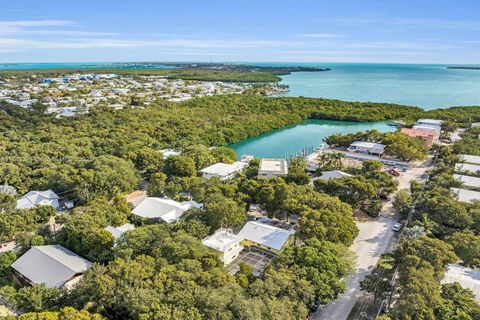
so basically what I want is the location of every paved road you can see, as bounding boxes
[313,161,431,320]
[313,213,398,320]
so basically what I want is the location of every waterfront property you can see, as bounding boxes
[416,119,443,127]
[258,158,288,178]
[347,141,386,156]
[451,188,480,203]
[200,161,248,181]
[16,190,60,210]
[201,228,244,265]
[130,197,193,223]
[401,127,439,147]
[11,245,91,289]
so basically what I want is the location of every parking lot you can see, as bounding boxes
[227,247,275,276]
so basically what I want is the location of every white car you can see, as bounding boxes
[392,223,403,232]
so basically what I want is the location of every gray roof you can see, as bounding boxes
[451,188,480,203]
[105,223,135,240]
[453,174,480,188]
[455,163,480,174]
[237,221,294,251]
[11,245,91,288]
[461,154,480,165]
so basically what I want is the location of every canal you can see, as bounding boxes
[229,119,395,159]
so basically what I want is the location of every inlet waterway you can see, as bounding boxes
[229,119,395,159]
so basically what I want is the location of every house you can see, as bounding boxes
[451,188,480,203]
[160,149,181,159]
[104,223,135,240]
[413,124,441,134]
[460,154,480,165]
[455,163,480,174]
[16,190,60,210]
[131,197,193,223]
[443,264,480,302]
[237,219,295,254]
[202,229,244,265]
[200,162,248,181]
[401,128,439,147]
[317,170,353,181]
[11,245,91,289]
[471,122,480,128]
[347,141,386,156]
[258,159,288,178]
[453,174,480,189]
[416,119,443,127]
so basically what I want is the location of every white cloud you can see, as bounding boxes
[296,33,344,38]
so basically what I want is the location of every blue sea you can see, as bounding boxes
[2,62,480,109]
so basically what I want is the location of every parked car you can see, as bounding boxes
[392,223,403,232]
[388,169,400,177]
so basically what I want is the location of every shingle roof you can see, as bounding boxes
[11,245,91,288]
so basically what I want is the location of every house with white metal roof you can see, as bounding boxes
[416,119,443,127]
[104,223,135,240]
[16,190,60,210]
[202,229,244,265]
[455,163,480,174]
[451,188,480,203]
[317,170,353,181]
[453,174,480,189]
[258,159,288,178]
[237,220,294,254]
[460,154,480,165]
[200,161,248,181]
[131,197,192,223]
[348,141,386,156]
[11,245,91,289]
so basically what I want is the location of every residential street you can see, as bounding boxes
[313,160,432,320]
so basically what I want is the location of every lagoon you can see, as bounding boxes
[229,119,394,159]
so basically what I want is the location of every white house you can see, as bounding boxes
[453,174,480,189]
[104,223,135,240]
[16,190,60,210]
[317,170,353,181]
[258,159,288,178]
[131,197,193,223]
[451,188,480,203]
[237,220,294,254]
[202,229,244,265]
[11,245,91,289]
[348,141,386,156]
[200,162,248,181]
[416,119,443,127]
[460,154,480,165]
[160,149,181,159]
[455,163,480,174]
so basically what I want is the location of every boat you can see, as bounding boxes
[387,120,406,127]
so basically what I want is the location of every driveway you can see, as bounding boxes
[313,160,431,320]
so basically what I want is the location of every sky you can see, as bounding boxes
[1,0,480,64]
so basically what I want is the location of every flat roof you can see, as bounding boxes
[11,245,91,288]
[453,174,480,188]
[259,158,288,174]
[237,220,294,251]
[455,163,480,173]
[461,154,480,165]
[416,119,443,125]
[202,229,242,252]
[451,187,480,203]
[443,264,480,302]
